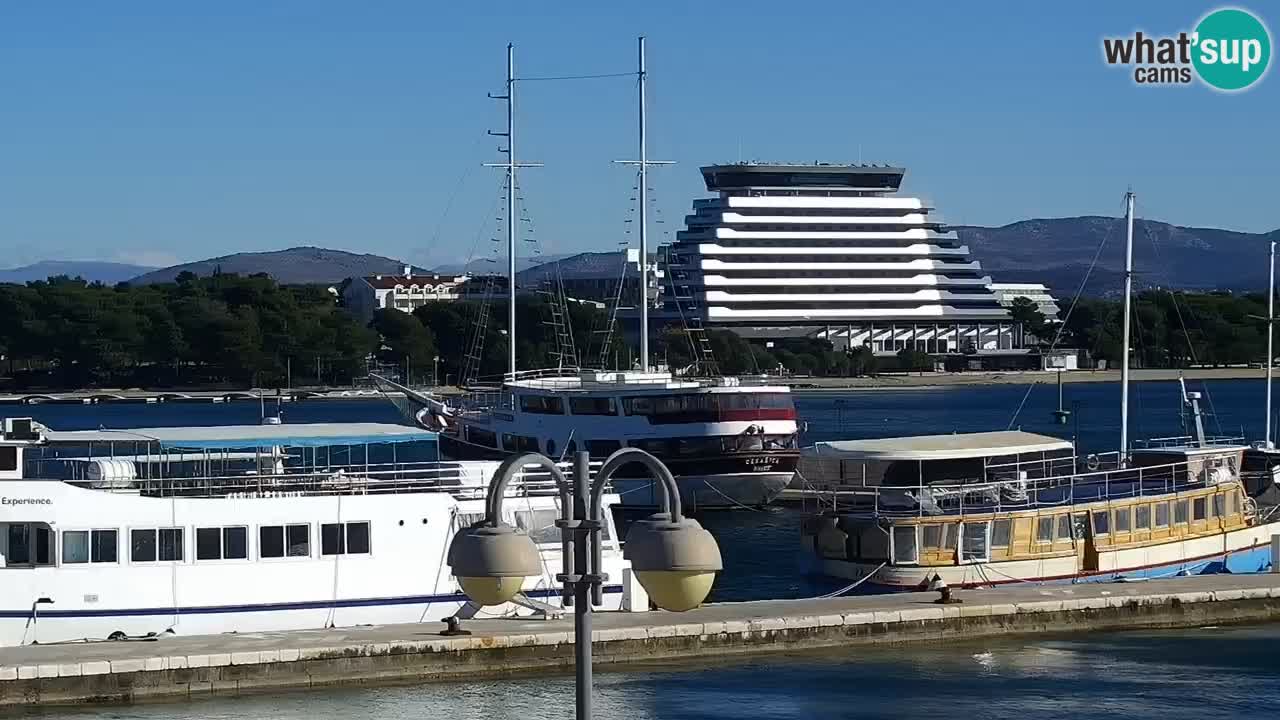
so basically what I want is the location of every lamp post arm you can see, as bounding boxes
[590,447,683,522]
[484,452,568,523]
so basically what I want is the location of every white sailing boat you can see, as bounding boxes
[380,38,799,510]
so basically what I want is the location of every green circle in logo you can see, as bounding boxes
[1192,8,1271,91]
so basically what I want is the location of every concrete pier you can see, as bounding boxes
[2,573,1279,707]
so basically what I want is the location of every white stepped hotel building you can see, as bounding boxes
[659,163,1016,354]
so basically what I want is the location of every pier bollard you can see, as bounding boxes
[621,567,650,613]
[1272,535,1279,574]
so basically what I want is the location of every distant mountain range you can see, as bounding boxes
[0,260,158,285]
[431,253,575,277]
[955,217,1280,296]
[128,247,431,285]
[4,218,1276,294]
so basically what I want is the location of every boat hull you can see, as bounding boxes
[803,521,1280,591]
[1,587,624,647]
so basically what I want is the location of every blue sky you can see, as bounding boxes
[1,1,1276,270]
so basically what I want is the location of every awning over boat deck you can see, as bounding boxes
[803,430,1073,461]
[42,423,437,450]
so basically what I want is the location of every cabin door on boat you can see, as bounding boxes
[1073,512,1096,572]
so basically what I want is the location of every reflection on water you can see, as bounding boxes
[22,624,1280,720]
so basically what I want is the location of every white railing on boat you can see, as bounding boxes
[20,459,615,500]
[808,455,1239,520]
[1131,435,1247,449]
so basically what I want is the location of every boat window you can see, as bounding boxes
[943,523,959,551]
[514,509,561,545]
[892,525,918,563]
[622,392,794,419]
[519,395,565,415]
[1212,494,1225,519]
[130,528,183,562]
[1192,497,1207,521]
[1056,514,1073,540]
[586,439,622,458]
[1036,516,1055,543]
[1135,505,1151,530]
[0,447,16,471]
[224,527,248,559]
[130,529,156,562]
[92,529,118,563]
[1174,500,1188,524]
[569,397,616,415]
[1113,507,1131,533]
[502,434,539,453]
[287,525,309,557]
[960,522,989,562]
[1091,510,1109,536]
[1228,491,1239,515]
[466,427,497,448]
[196,526,248,561]
[921,524,943,550]
[62,530,90,564]
[260,524,310,559]
[622,396,654,416]
[991,519,1011,548]
[322,522,371,555]
[5,524,30,565]
[1155,502,1170,527]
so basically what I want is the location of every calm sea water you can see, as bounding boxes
[18,624,1280,720]
[8,379,1272,602]
[7,380,1276,717]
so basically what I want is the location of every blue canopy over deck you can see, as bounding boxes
[42,423,437,450]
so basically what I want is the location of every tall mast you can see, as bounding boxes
[638,36,649,372]
[485,44,540,380]
[505,45,517,380]
[1267,240,1276,448]
[615,36,672,373]
[1120,191,1135,460]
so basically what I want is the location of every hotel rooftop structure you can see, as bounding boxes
[657,163,1017,354]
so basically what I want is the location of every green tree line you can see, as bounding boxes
[0,272,377,388]
[3,271,1272,391]
[1021,290,1272,367]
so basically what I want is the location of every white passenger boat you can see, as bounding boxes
[0,418,628,647]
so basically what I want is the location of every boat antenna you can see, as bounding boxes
[614,36,673,373]
[484,43,541,380]
[1120,190,1135,462]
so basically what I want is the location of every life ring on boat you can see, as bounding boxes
[1085,453,1101,471]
